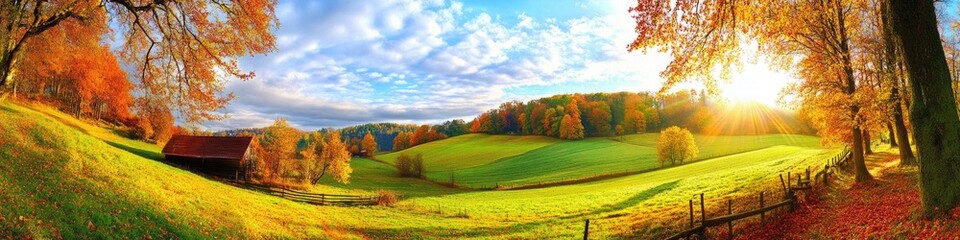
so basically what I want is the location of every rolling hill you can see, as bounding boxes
[377,132,823,187]
[0,100,838,239]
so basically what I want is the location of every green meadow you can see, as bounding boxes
[378,132,823,188]
[0,101,837,239]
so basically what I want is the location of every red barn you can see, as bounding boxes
[161,135,253,180]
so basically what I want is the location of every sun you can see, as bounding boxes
[718,62,795,106]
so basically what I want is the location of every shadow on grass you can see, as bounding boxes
[586,180,681,217]
[35,108,91,136]
[0,104,19,114]
[347,217,557,239]
[106,141,163,161]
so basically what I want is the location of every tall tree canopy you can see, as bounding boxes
[1,0,279,123]
[628,0,960,216]
[628,0,879,181]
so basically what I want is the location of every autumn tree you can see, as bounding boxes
[324,131,353,183]
[393,132,411,151]
[303,131,352,184]
[362,131,378,158]
[558,100,586,140]
[877,1,915,165]
[299,132,322,184]
[887,0,960,217]
[559,114,585,140]
[246,134,266,180]
[1,0,279,124]
[12,17,134,123]
[260,118,301,182]
[628,0,874,182]
[656,126,698,166]
[134,97,174,145]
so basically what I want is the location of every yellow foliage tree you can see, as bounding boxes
[319,131,352,184]
[260,118,301,182]
[656,126,698,166]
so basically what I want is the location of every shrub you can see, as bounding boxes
[396,153,425,178]
[375,190,398,207]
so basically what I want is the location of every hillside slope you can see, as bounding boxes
[379,132,823,187]
[0,101,489,238]
[0,100,840,239]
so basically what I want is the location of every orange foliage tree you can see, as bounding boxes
[393,131,411,151]
[1,0,279,124]
[362,131,378,158]
[559,100,585,140]
[628,0,875,182]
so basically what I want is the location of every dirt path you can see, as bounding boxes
[735,149,960,239]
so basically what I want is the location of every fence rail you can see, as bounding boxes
[230,182,377,206]
[661,148,851,240]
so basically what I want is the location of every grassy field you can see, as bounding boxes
[0,100,838,239]
[378,134,558,171]
[376,133,823,187]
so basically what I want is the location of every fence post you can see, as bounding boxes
[760,191,765,223]
[700,193,706,236]
[727,199,733,240]
[824,165,830,186]
[806,168,811,185]
[689,199,694,228]
[779,174,787,197]
[583,219,590,240]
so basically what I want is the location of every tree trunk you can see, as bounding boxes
[851,118,872,182]
[0,49,17,88]
[833,0,872,182]
[888,0,960,217]
[886,122,898,147]
[893,96,916,165]
[863,129,873,155]
[881,0,916,165]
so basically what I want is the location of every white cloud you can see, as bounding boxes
[211,0,674,130]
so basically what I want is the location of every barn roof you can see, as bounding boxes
[161,135,253,160]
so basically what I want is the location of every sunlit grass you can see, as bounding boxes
[377,132,822,187]
[0,100,837,239]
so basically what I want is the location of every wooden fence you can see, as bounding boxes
[231,182,377,206]
[660,148,851,240]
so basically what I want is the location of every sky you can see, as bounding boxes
[204,0,798,131]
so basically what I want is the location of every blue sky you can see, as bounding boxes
[206,0,686,130]
[208,0,934,130]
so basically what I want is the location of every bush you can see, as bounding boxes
[375,190,398,207]
[396,153,425,178]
